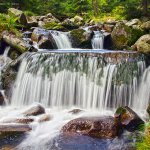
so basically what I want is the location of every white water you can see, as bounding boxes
[11,52,146,112]
[92,31,104,49]
[0,51,149,149]
[50,31,72,49]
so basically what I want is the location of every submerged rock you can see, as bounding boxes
[38,114,52,123]
[68,109,83,114]
[23,104,45,116]
[115,106,144,132]
[62,116,122,139]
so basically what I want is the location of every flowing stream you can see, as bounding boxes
[92,31,104,49]
[49,31,72,49]
[0,50,149,149]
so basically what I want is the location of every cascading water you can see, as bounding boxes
[11,51,146,112]
[49,31,72,49]
[92,31,104,49]
[1,50,149,149]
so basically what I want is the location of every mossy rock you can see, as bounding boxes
[44,22,66,31]
[70,29,92,48]
[111,22,145,50]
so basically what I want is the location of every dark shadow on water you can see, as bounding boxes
[0,133,26,149]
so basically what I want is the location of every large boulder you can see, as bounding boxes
[111,22,144,49]
[61,18,79,30]
[38,35,56,49]
[23,104,45,116]
[111,23,132,49]
[125,19,141,27]
[131,34,150,54]
[70,29,92,48]
[62,116,122,139]
[141,21,150,31]
[8,8,27,26]
[26,16,38,28]
[2,32,33,54]
[115,106,144,132]
[31,28,56,49]
[31,28,49,42]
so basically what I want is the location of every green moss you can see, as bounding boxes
[44,22,65,31]
[128,28,145,46]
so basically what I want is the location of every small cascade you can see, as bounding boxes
[92,31,104,49]
[11,51,146,112]
[49,31,72,49]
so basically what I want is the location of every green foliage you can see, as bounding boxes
[44,22,65,31]
[24,11,36,17]
[0,13,21,36]
[136,123,150,150]
[0,0,149,20]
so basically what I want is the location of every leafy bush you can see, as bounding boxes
[0,13,21,35]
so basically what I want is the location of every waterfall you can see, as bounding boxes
[11,51,147,112]
[92,31,104,49]
[49,31,72,49]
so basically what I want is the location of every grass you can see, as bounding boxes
[136,123,150,150]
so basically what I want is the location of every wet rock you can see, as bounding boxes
[131,34,150,54]
[68,109,83,114]
[23,104,45,116]
[31,28,49,42]
[147,103,150,117]
[8,8,27,26]
[115,106,144,132]
[0,91,5,105]
[23,31,32,39]
[38,114,52,123]
[1,145,15,150]
[62,116,122,139]
[38,35,55,49]
[70,29,92,48]
[2,118,34,124]
[0,124,31,138]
